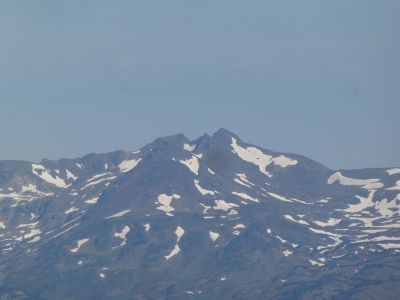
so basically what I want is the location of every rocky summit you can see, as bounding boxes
[0,129,399,299]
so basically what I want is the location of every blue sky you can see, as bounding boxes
[0,1,399,169]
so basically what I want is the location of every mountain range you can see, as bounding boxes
[0,128,399,299]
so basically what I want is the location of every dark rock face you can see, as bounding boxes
[0,129,399,299]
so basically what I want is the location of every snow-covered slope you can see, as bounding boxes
[0,129,399,299]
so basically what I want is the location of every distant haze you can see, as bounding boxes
[0,1,399,169]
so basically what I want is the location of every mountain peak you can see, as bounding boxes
[211,128,239,143]
[149,133,189,149]
[153,133,187,143]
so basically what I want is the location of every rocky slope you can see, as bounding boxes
[0,129,399,299]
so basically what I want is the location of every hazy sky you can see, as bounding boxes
[0,1,399,169]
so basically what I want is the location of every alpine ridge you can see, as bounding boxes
[0,129,399,300]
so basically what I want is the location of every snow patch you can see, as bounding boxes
[165,244,180,260]
[233,224,246,229]
[180,155,201,175]
[199,203,211,214]
[21,184,40,194]
[354,236,400,244]
[267,192,293,203]
[66,169,78,181]
[28,236,41,243]
[273,155,298,168]
[175,226,185,242]
[387,168,400,175]
[313,218,341,227]
[341,191,375,213]
[143,223,151,232]
[207,168,215,175]
[32,164,69,188]
[0,184,53,201]
[387,180,400,191]
[113,226,130,248]
[209,231,220,242]
[276,236,287,243]
[379,243,400,249]
[309,259,324,267]
[375,197,399,217]
[309,228,343,250]
[231,138,273,176]
[83,176,117,188]
[70,238,89,253]
[87,173,110,182]
[65,207,79,215]
[165,226,185,260]
[234,178,251,188]
[213,200,239,212]
[15,228,42,241]
[53,223,80,238]
[156,194,181,215]
[85,196,99,204]
[106,209,131,219]
[194,180,216,196]
[236,173,255,186]
[232,192,259,203]
[284,214,309,225]
[119,158,142,173]
[231,138,297,176]
[328,172,383,189]
[0,191,33,201]
[318,198,329,203]
[282,250,293,257]
[183,144,196,152]
[17,222,39,228]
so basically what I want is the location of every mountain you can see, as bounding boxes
[0,128,399,300]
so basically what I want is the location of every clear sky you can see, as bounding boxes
[0,1,399,169]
